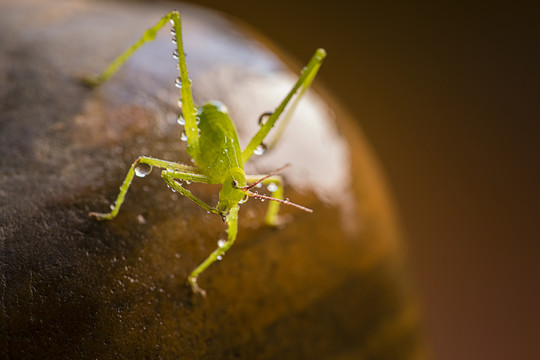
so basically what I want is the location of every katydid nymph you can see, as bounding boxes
[86,11,326,295]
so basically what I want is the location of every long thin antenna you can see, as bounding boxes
[246,190,313,213]
[242,163,291,191]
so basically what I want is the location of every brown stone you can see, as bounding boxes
[0,0,423,358]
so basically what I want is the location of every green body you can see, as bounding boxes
[193,102,247,214]
[87,11,326,295]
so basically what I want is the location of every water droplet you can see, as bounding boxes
[137,214,146,224]
[254,143,267,156]
[195,116,200,125]
[260,198,265,202]
[110,203,115,210]
[216,255,223,261]
[217,239,227,248]
[255,183,262,188]
[180,131,188,141]
[177,99,183,108]
[135,163,153,177]
[172,50,179,60]
[171,36,177,44]
[267,183,278,192]
[174,77,182,88]
[169,19,175,26]
[170,27,176,35]
[177,114,185,125]
[239,194,249,204]
[185,180,191,185]
[258,111,273,126]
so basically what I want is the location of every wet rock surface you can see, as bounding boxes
[0,0,423,358]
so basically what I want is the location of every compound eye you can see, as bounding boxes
[231,180,239,188]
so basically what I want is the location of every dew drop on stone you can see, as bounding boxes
[254,143,267,156]
[135,163,153,177]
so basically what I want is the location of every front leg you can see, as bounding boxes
[187,206,239,296]
[160,169,219,215]
[89,156,207,220]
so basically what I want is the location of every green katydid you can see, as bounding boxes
[86,11,326,295]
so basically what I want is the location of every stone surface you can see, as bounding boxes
[0,0,423,358]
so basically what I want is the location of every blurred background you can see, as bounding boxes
[167,0,539,359]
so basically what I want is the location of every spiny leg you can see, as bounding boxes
[84,14,172,87]
[89,156,209,220]
[241,48,326,163]
[187,206,239,296]
[84,11,200,154]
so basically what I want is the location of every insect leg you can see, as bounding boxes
[160,169,219,215]
[89,156,206,220]
[84,13,175,87]
[241,48,326,163]
[83,11,199,154]
[246,175,284,226]
[187,206,239,296]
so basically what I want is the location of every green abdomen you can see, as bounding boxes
[193,101,243,182]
